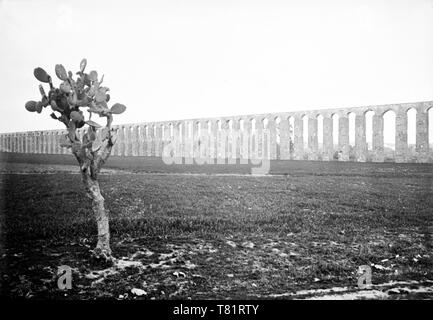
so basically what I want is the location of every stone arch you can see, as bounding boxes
[250,118,256,132]
[227,119,233,131]
[262,117,269,129]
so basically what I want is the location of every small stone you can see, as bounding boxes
[131,288,147,296]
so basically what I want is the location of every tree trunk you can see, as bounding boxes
[82,171,112,258]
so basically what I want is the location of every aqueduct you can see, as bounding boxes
[1,101,432,163]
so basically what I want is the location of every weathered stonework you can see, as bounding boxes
[1,101,432,163]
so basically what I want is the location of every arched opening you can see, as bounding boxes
[302,115,308,148]
[207,121,212,134]
[348,112,356,147]
[160,124,165,141]
[251,118,256,132]
[332,114,339,147]
[383,110,396,151]
[239,119,244,131]
[217,120,222,131]
[407,108,416,149]
[227,119,233,131]
[262,118,269,130]
[365,110,374,151]
[317,114,324,149]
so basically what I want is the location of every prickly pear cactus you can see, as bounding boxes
[25,59,126,162]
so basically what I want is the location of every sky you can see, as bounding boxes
[0,0,432,136]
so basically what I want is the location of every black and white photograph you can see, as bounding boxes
[0,0,432,311]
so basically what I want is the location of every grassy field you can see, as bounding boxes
[0,153,432,299]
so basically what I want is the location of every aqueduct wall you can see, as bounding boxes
[1,101,432,163]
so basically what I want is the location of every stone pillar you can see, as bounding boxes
[126,125,133,156]
[372,114,384,162]
[34,132,38,153]
[44,132,48,154]
[138,125,146,156]
[415,107,429,162]
[338,116,350,161]
[355,113,367,162]
[41,132,46,154]
[249,120,257,160]
[172,123,181,159]
[154,123,162,157]
[149,125,156,157]
[28,133,32,153]
[269,118,277,160]
[13,134,16,152]
[323,116,333,161]
[395,110,408,163]
[308,115,318,160]
[293,115,304,160]
[181,121,188,159]
[255,118,263,159]
[210,120,218,160]
[53,132,58,154]
[220,120,229,160]
[118,126,125,156]
[131,125,139,156]
[279,118,290,160]
[8,134,13,152]
[49,132,54,154]
[232,120,240,160]
[112,126,119,156]
[145,125,152,157]
[161,123,168,159]
[242,119,251,162]
[10,134,13,152]
[23,133,27,153]
[17,134,22,153]
[12,134,15,152]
